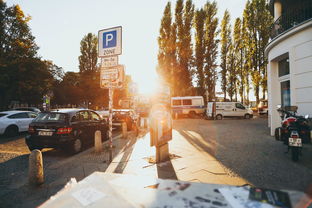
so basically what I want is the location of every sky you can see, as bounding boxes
[6,0,247,95]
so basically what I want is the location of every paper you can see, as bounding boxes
[72,187,106,206]
[219,186,273,208]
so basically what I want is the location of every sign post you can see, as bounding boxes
[98,26,122,163]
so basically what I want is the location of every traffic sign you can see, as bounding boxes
[98,26,122,57]
[100,65,125,89]
[101,56,118,67]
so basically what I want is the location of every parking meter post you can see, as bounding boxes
[108,88,113,163]
[95,130,102,153]
[28,149,44,185]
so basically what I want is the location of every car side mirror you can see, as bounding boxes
[305,115,309,119]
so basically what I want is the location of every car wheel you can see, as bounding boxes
[4,125,18,137]
[244,114,251,119]
[71,138,82,154]
[216,114,223,120]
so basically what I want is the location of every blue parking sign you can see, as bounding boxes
[103,30,117,48]
[98,26,122,57]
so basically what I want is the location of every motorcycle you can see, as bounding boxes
[275,105,311,161]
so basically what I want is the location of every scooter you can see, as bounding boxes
[275,106,311,162]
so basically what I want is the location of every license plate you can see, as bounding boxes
[38,131,53,136]
[289,137,302,147]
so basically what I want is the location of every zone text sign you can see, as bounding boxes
[98,26,122,57]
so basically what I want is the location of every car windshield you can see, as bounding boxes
[34,112,67,122]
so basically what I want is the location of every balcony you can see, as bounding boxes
[270,1,312,39]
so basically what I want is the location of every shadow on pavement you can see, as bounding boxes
[0,132,28,144]
[113,137,137,174]
[157,159,178,180]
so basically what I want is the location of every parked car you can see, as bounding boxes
[0,111,38,137]
[113,109,139,131]
[25,108,108,153]
[206,102,253,120]
[96,109,109,121]
[13,107,41,113]
[258,100,268,115]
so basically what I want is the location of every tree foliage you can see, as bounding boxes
[203,1,219,102]
[220,10,231,100]
[175,0,194,95]
[243,0,273,104]
[78,33,98,73]
[0,1,59,110]
[194,8,206,98]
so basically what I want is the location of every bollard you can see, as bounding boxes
[122,122,127,139]
[94,130,102,153]
[28,149,44,185]
[174,112,178,120]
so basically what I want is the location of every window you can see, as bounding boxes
[0,113,7,118]
[172,100,181,106]
[235,103,245,110]
[8,113,29,119]
[278,58,289,77]
[182,99,192,106]
[34,113,66,122]
[79,111,89,121]
[281,81,291,107]
[90,112,101,121]
[28,112,38,118]
[192,99,202,106]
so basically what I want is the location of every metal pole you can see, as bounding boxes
[108,87,113,162]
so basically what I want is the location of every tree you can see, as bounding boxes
[78,33,98,73]
[243,0,272,104]
[2,4,38,63]
[175,0,194,95]
[0,2,54,110]
[227,43,237,101]
[233,18,245,103]
[53,72,82,106]
[157,2,177,94]
[203,1,219,102]
[194,8,206,100]
[220,10,231,100]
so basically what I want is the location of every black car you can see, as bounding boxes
[113,109,139,131]
[25,108,108,154]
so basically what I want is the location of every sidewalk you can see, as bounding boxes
[0,127,249,207]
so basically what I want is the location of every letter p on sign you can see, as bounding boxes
[103,31,117,48]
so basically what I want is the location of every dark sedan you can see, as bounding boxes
[25,108,108,154]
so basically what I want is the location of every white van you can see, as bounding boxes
[206,102,253,120]
[171,96,205,117]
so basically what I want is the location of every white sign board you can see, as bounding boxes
[100,65,125,89]
[101,56,118,67]
[98,26,122,57]
[101,68,118,81]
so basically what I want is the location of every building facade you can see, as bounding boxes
[266,0,312,135]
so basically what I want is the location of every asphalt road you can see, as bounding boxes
[1,116,311,200]
[173,115,312,193]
